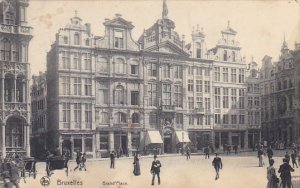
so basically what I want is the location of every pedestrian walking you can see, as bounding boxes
[212,153,223,180]
[258,147,264,167]
[267,159,279,188]
[73,152,82,171]
[233,145,238,154]
[186,146,191,160]
[150,155,162,186]
[110,151,116,169]
[284,151,290,164]
[290,150,298,168]
[9,161,19,188]
[278,158,294,188]
[204,147,210,159]
[133,154,141,176]
[267,146,274,165]
[81,153,87,171]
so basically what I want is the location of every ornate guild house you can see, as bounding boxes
[46,0,261,158]
[0,0,33,158]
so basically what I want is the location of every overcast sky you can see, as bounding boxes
[27,0,300,75]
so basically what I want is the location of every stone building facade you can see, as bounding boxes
[0,0,33,158]
[46,1,254,158]
[261,39,300,147]
[30,72,47,157]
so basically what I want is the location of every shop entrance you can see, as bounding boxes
[164,134,172,153]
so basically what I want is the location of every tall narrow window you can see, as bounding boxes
[223,88,229,108]
[97,57,108,73]
[4,74,14,102]
[84,78,92,96]
[162,84,171,105]
[74,33,80,45]
[115,58,125,74]
[148,83,157,106]
[74,103,81,128]
[148,63,157,77]
[214,67,220,82]
[196,80,202,93]
[73,77,81,95]
[83,53,91,70]
[16,75,25,102]
[73,52,81,70]
[196,48,201,58]
[62,103,71,128]
[114,85,125,105]
[85,104,92,128]
[223,50,227,61]
[5,12,14,25]
[204,81,210,93]
[174,65,182,79]
[188,97,194,110]
[61,76,70,95]
[223,68,228,82]
[132,113,139,123]
[12,42,18,62]
[114,31,124,48]
[231,69,237,83]
[163,65,170,78]
[174,85,182,107]
[131,91,139,105]
[214,87,221,108]
[188,79,193,92]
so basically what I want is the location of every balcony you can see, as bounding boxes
[0,24,33,36]
[194,107,204,114]
[160,105,175,112]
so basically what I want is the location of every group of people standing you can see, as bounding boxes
[73,152,87,171]
[266,146,299,188]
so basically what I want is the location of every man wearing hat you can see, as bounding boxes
[150,155,162,185]
[212,153,223,180]
[278,158,294,188]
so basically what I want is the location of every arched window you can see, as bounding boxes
[115,58,125,74]
[74,33,80,45]
[132,113,139,123]
[4,74,14,102]
[63,36,68,44]
[116,112,126,123]
[114,85,125,104]
[223,50,227,61]
[16,75,26,102]
[6,117,25,148]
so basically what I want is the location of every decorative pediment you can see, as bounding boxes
[144,41,190,57]
[104,16,134,29]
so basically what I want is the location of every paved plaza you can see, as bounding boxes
[19,151,300,188]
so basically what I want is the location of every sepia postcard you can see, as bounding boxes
[0,0,300,188]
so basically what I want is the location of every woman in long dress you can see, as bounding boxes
[267,159,278,188]
[133,154,141,176]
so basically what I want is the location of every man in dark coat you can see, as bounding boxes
[186,146,191,160]
[285,151,290,164]
[110,151,116,169]
[150,155,162,185]
[212,153,223,180]
[267,146,274,165]
[278,158,294,188]
[204,147,210,159]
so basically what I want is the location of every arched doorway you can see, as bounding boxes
[5,116,26,149]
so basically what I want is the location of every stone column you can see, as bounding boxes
[71,136,74,159]
[218,132,222,149]
[228,131,232,146]
[81,136,85,153]
[109,131,114,152]
[2,122,6,158]
[244,130,249,149]
[127,132,132,156]
[26,124,30,157]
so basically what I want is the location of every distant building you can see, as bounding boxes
[0,0,33,158]
[31,72,47,157]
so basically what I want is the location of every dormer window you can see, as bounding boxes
[85,39,90,46]
[114,31,124,49]
[223,50,227,61]
[5,11,15,25]
[74,33,80,45]
[63,36,68,44]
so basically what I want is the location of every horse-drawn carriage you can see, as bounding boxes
[0,155,37,186]
[46,156,69,177]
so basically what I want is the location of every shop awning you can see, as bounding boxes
[175,131,191,143]
[145,131,163,145]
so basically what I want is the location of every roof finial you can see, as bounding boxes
[162,0,168,19]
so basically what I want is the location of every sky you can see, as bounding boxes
[27,0,300,75]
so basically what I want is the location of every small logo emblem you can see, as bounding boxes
[40,176,50,187]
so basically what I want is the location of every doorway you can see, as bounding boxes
[121,135,127,156]
[164,134,172,153]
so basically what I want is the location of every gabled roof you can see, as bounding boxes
[143,40,190,57]
[103,15,134,29]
